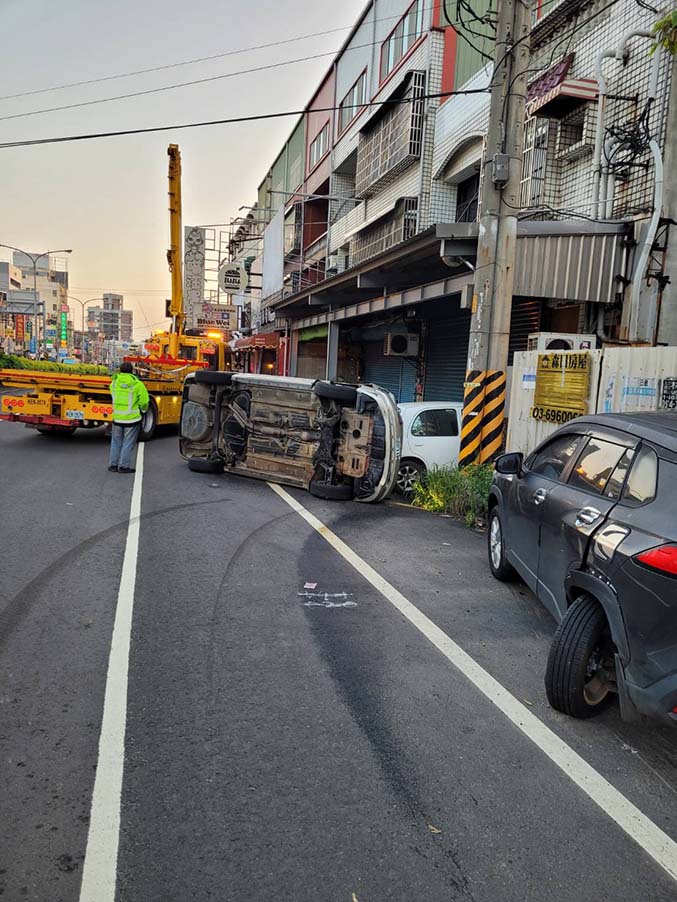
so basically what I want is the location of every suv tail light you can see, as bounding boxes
[635,544,677,576]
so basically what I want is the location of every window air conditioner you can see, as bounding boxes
[384,332,419,357]
[527,332,596,352]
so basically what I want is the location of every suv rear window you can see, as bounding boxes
[623,445,658,504]
[567,438,627,496]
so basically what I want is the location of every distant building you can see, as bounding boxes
[88,293,134,342]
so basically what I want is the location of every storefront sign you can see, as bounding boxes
[531,352,590,423]
[660,377,677,410]
[15,315,25,341]
[195,303,237,331]
[60,310,68,343]
[218,260,248,295]
[184,226,206,329]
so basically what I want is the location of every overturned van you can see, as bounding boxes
[179,372,402,503]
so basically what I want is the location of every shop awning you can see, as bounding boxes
[233,333,280,350]
[526,77,598,118]
[526,53,597,118]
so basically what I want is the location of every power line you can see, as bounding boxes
[0,88,489,150]
[0,51,338,123]
[0,15,411,103]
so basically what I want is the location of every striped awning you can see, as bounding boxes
[526,77,598,118]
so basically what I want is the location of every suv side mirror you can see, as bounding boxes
[495,452,524,476]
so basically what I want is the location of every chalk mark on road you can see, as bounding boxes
[298,590,356,608]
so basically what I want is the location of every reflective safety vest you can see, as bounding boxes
[109,373,150,424]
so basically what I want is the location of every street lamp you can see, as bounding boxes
[0,244,72,357]
[68,296,104,360]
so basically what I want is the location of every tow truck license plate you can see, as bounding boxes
[65,409,85,419]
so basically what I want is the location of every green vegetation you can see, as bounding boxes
[0,353,109,376]
[412,463,494,528]
[651,9,677,56]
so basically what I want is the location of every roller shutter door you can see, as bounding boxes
[423,309,471,401]
[509,298,541,363]
[362,342,417,402]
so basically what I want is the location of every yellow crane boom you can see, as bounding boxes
[167,143,184,358]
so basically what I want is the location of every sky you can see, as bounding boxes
[1,0,366,338]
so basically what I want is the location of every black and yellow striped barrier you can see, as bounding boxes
[458,369,507,467]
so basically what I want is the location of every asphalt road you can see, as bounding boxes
[1,420,676,902]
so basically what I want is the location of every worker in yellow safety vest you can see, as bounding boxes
[108,361,149,473]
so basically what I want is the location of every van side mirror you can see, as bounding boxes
[495,452,524,476]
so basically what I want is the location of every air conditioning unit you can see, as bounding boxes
[527,332,596,352]
[384,332,419,357]
[326,253,339,275]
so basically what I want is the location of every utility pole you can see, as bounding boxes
[458,0,532,466]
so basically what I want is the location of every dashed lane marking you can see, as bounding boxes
[268,482,677,885]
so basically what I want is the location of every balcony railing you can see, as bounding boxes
[355,72,426,199]
[350,197,419,266]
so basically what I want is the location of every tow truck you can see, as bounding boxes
[0,145,232,440]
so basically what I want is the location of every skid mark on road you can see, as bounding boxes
[0,497,232,648]
[269,483,677,886]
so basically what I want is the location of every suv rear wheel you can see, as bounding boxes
[545,594,615,718]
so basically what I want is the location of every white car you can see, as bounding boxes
[396,401,464,494]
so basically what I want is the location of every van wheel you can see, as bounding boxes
[194,370,233,386]
[313,381,358,406]
[188,457,224,474]
[545,595,615,719]
[139,398,158,442]
[487,507,515,581]
[309,480,353,501]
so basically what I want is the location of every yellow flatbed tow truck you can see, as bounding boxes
[0,144,232,440]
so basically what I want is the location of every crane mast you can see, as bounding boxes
[167,143,184,359]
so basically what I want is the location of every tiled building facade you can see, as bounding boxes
[228,0,676,401]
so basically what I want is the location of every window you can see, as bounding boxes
[309,123,329,170]
[528,433,583,481]
[520,117,550,208]
[339,71,367,133]
[603,450,634,500]
[411,409,458,437]
[380,0,424,82]
[456,173,480,223]
[567,438,627,496]
[623,445,658,504]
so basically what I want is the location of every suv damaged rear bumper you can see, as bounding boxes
[616,656,677,727]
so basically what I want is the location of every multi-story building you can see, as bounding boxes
[87,293,134,342]
[231,0,676,400]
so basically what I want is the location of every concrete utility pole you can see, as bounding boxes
[458,0,532,466]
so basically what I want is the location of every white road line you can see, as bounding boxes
[79,445,145,902]
[268,483,677,885]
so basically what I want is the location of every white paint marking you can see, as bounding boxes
[268,482,677,884]
[79,444,145,902]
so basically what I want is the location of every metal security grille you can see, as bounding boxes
[355,72,426,199]
[520,117,551,208]
[350,198,419,266]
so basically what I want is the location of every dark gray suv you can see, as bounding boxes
[487,412,677,727]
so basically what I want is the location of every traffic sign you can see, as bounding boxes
[218,260,248,295]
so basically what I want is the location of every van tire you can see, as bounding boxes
[309,480,353,501]
[313,381,358,406]
[139,398,158,442]
[194,370,233,386]
[188,456,224,474]
[545,594,614,719]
